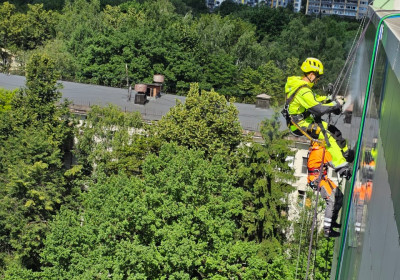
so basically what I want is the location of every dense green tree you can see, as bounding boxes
[39,143,269,279]
[234,114,295,261]
[18,3,58,49]
[0,2,57,51]
[0,88,16,112]
[2,1,358,101]
[35,39,79,81]
[0,53,76,274]
[74,104,150,176]
[238,60,285,104]
[152,83,244,157]
[200,53,238,95]
[218,2,293,42]
[0,2,18,49]
[0,2,358,277]
[281,188,337,280]
[14,53,62,123]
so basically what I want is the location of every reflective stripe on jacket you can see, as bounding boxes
[285,76,338,117]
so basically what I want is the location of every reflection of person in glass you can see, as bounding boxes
[307,142,343,238]
[362,140,377,181]
[354,180,372,233]
[355,144,376,233]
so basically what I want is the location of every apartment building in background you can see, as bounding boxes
[206,0,368,18]
[306,0,369,18]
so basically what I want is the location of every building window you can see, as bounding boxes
[298,190,306,207]
[302,157,308,174]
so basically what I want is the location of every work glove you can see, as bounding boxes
[332,102,342,115]
[336,95,345,106]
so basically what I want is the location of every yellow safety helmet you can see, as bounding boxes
[301,57,324,76]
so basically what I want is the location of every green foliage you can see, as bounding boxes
[238,61,285,104]
[0,88,16,112]
[0,2,354,277]
[152,83,243,157]
[234,114,295,260]
[75,104,148,176]
[1,1,358,103]
[266,254,295,279]
[0,53,77,274]
[217,2,293,42]
[34,39,79,81]
[39,143,269,279]
[25,53,61,104]
[0,2,57,51]
[0,109,74,272]
[285,190,335,280]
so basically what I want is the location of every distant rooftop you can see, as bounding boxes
[0,74,353,141]
[0,73,284,132]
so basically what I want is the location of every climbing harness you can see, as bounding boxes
[282,86,327,146]
[281,84,309,126]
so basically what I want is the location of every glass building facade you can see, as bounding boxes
[331,8,400,279]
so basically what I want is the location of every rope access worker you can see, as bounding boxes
[283,57,353,179]
[308,142,343,238]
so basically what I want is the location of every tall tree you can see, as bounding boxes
[152,83,244,157]
[16,53,62,122]
[234,114,295,261]
[74,104,148,176]
[39,143,269,279]
[0,53,76,274]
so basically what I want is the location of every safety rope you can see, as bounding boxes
[305,144,326,280]
[342,16,368,96]
[290,119,326,147]
[325,238,329,279]
[332,16,372,99]
[332,15,366,94]
[294,197,308,280]
[311,210,320,279]
[328,15,371,126]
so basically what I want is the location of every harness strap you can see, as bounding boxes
[308,169,327,175]
[285,84,310,106]
[282,84,327,146]
[316,120,331,147]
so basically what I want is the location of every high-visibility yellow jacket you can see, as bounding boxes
[285,76,339,117]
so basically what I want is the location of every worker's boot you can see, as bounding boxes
[324,228,340,238]
[343,149,355,163]
[331,221,342,228]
